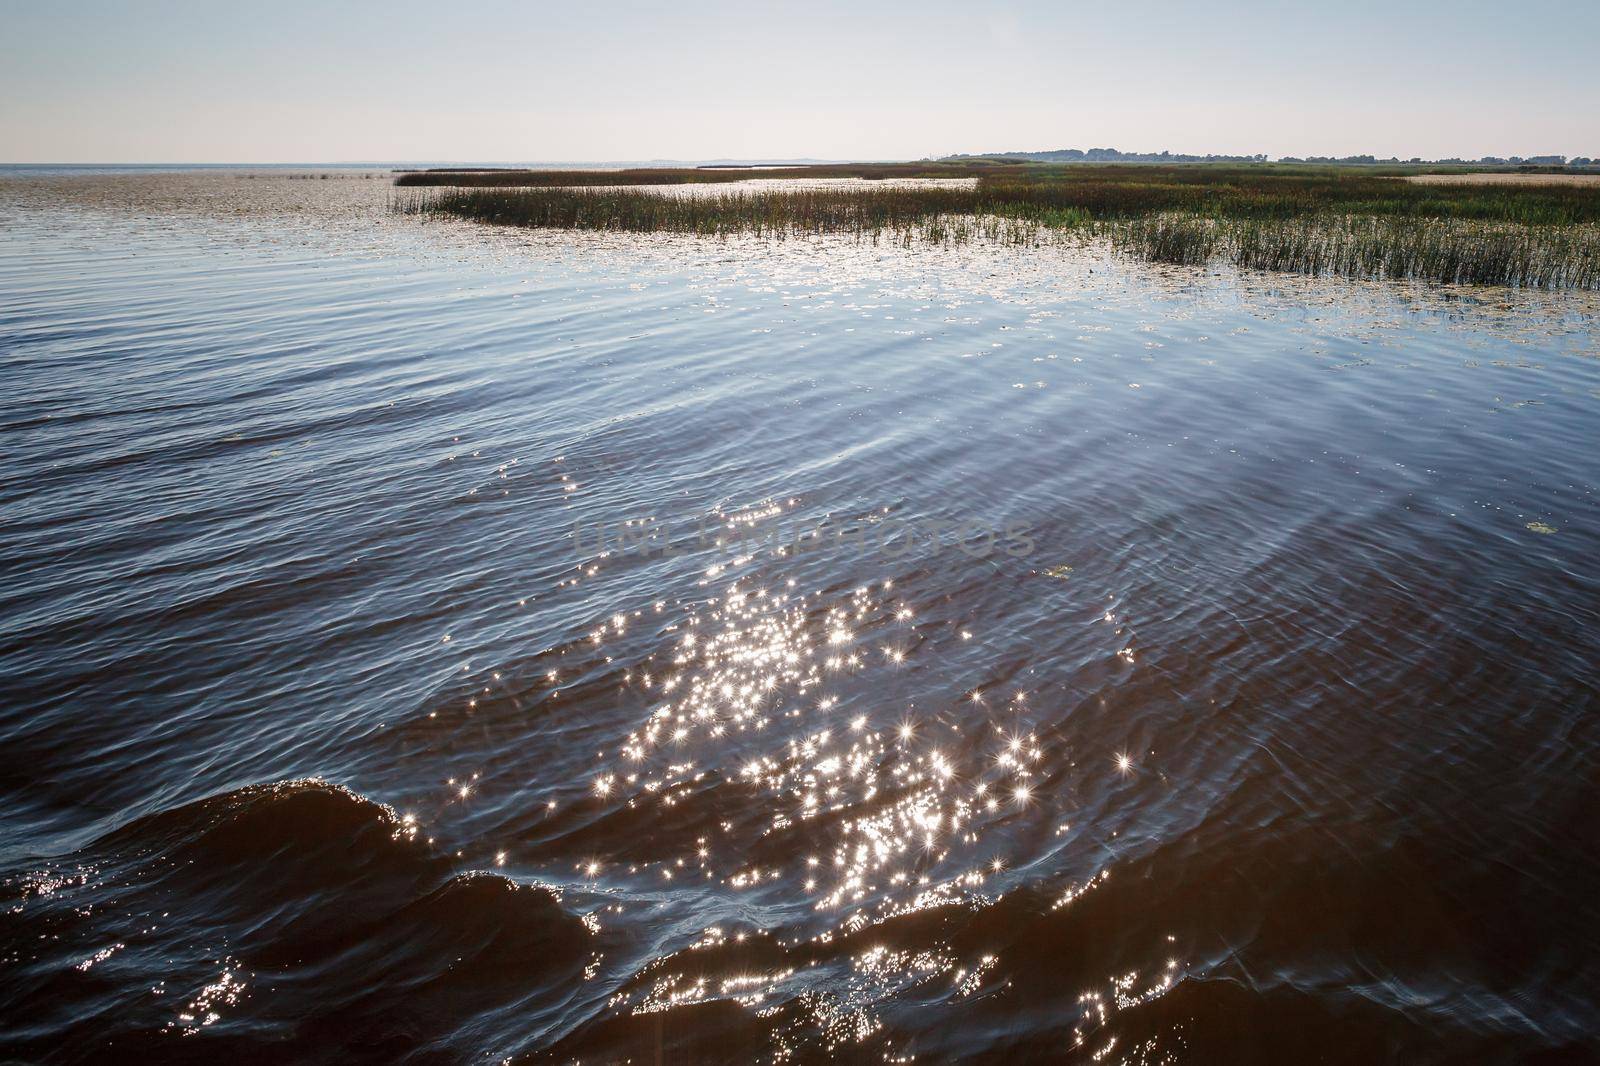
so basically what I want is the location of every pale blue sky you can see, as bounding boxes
[3,0,1596,163]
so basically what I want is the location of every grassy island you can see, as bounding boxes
[393,163,1600,289]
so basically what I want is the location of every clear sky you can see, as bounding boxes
[3,0,1596,163]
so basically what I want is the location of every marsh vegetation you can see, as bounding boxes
[393,164,1600,288]
[392,163,991,187]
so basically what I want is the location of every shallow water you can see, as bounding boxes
[3,170,1599,1065]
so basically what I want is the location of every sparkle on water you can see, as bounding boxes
[2,169,1598,1064]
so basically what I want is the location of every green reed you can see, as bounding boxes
[392,163,995,188]
[391,171,1600,289]
[398,163,1600,225]
[1112,214,1600,288]
[392,185,1018,241]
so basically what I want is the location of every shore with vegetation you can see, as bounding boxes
[392,164,1600,289]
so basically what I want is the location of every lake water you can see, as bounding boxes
[3,169,1599,1064]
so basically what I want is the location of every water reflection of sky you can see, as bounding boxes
[3,173,1598,1063]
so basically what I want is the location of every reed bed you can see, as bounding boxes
[1113,214,1600,288]
[392,185,1048,244]
[399,164,1600,225]
[392,163,993,188]
[393,175,1600,289]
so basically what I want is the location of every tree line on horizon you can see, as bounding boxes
[941,148,1595,166]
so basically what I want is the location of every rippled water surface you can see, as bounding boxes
[3,170,1600,1064]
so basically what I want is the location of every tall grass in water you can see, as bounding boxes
[399,164,1600,225]
[393,163,991,188]
[1115,214,1600,288]
[394,184,1600,290]
[392,186,1047,244]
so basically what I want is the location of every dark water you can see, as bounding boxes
[3,172,1600,1065]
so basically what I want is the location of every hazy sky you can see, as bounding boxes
[3,0,1596,163]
